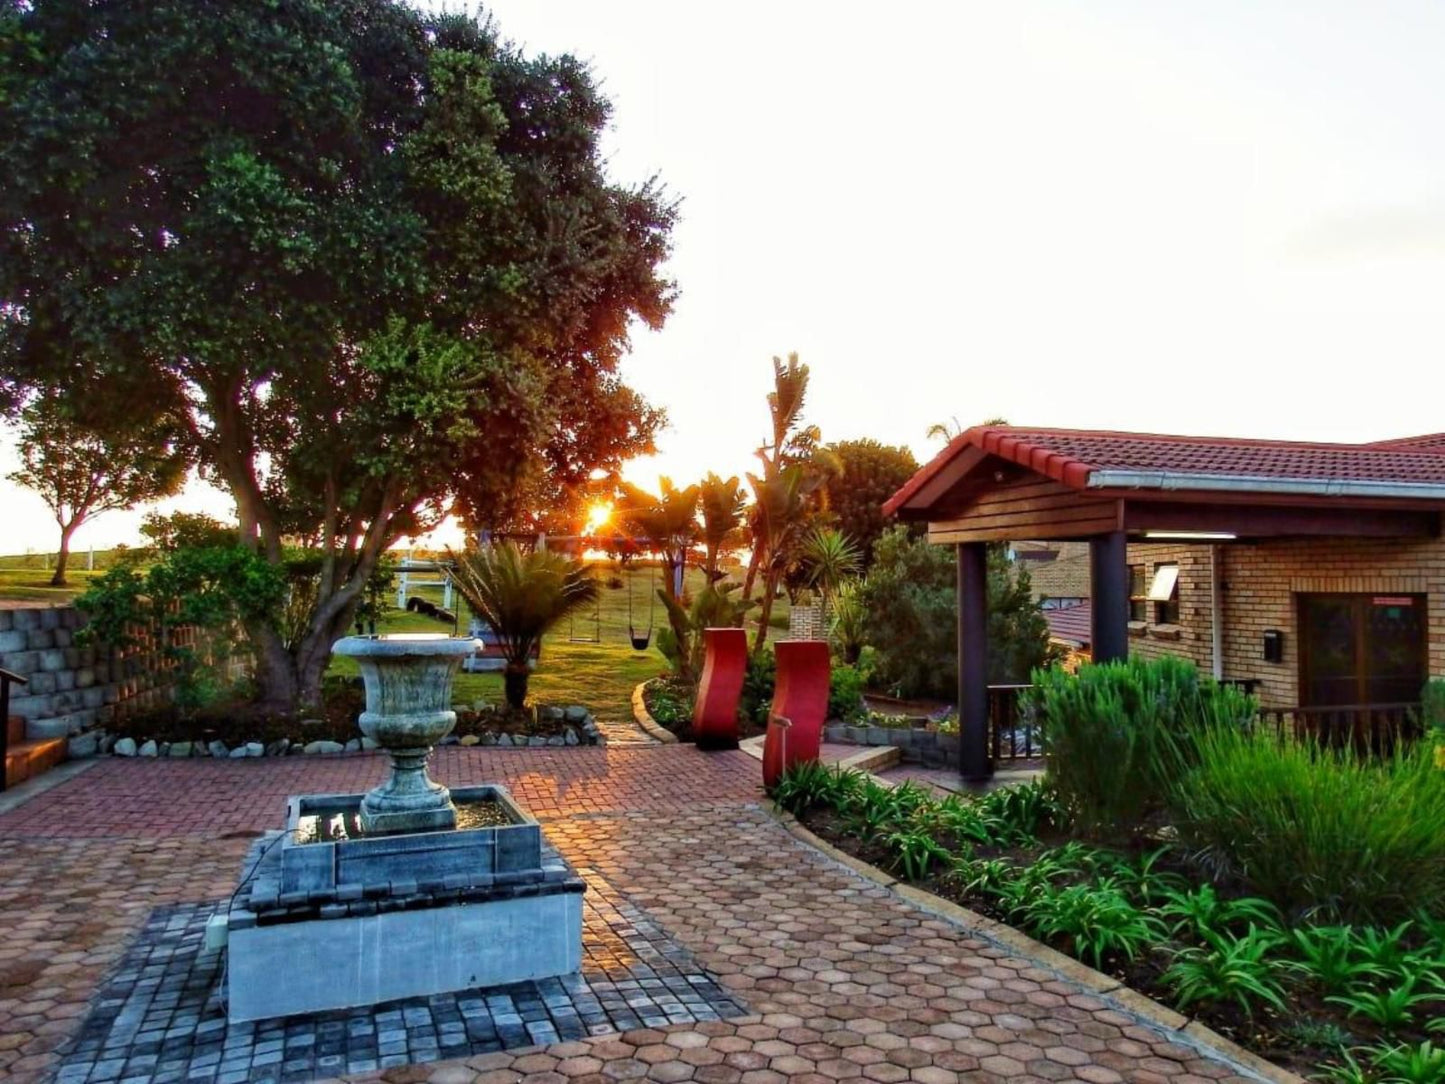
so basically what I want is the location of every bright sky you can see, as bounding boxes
[5,1,1445,554]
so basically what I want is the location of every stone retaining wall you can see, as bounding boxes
[0,603,245,755]
[823,722,962,767]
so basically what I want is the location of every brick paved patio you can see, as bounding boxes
[0,747,1265,1084]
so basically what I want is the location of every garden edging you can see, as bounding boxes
[760,799,1306,1084]
[631,680,678,743]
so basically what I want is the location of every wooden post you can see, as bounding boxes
[957,542,991,782]
[1090,531,1130,663]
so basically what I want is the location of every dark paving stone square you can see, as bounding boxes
[56,867,746,1084]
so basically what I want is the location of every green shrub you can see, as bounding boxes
[970,778,1068,842]
[1168,727,1445,922]
[1162,927,1288,1017]
[739,648,776,726]
[828,663,868,722]
[771,762,864,815]
[1286,926,1388,995]
[1021,880,1166,969]
[1156,884,1281,942]
[1029,656,1253,838]
[1424,679,1445,739]
[860,527,1056,699]
[1370,1040,1445,1084]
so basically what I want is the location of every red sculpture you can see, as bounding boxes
[693,627,747,750]
[762,640,831,789]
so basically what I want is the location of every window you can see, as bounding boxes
[1150,564,1180,625]
[1128,564,1147,622]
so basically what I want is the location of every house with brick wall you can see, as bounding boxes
[884,425,1445,780]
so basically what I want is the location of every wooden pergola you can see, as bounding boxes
[883,426,1445,781]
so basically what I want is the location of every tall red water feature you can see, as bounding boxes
[693,627,747,749]
[762,640,830,788]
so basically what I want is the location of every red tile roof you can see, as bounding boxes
[885,426,1445,516]
[1369,433,1445,451]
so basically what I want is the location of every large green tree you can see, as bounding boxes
[0,1,675,710]
[824,439,918,569]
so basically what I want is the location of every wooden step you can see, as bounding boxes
[7,715,23,746]
[4,736,66,788]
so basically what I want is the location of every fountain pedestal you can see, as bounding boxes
[223,634,585,1024]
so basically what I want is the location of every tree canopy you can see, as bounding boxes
[824,438,919,568]
[0,0,676,709]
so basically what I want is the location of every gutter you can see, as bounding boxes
[1086,470,1445,501]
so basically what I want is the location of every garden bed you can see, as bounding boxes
[775,762,1445,1084]
[102,683,601,758]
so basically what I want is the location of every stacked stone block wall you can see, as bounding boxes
[1123,538,1445,708]
[0,604,246,747]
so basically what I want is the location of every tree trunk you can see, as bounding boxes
[741,543,761,602]
[503,665,529,709]
[50,522,76,587]
[753,571,779,655]
[249,587,365,715]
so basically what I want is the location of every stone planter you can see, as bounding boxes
[844,724,867,744]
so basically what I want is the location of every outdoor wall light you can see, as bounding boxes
[1263,629,1284,663]
[1142,531,1237,540]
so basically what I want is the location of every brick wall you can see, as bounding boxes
[787,603,825,640]
[1123,538,1445,708]
[0,604,247,751]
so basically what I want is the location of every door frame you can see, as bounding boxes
[1296,592,1428,707]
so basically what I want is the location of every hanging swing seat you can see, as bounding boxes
[626,560,657,651]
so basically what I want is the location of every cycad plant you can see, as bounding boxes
[829,578,868,664]
[449,542,599,709]
[801,526,861,618]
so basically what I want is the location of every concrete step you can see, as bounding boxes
[4,735,66,788]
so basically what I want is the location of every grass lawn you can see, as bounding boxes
[325,563,722,719]
[0,566,103,602]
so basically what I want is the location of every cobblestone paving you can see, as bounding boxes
[0,748,1262,1084]
[54,879,742,1084]
[591,717,658,746]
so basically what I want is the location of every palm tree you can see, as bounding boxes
[927,416,1009,444]
[742,353,841,603]
[698,472,745,579]
[747,466,810,654]
[449,542,599,709]
[618,477,700,599]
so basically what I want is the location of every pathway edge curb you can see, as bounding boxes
[763,802,1307,1084]
[630,680,678,744]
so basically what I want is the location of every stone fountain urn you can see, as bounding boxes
[333,633,480,834]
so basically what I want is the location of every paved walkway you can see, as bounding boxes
[0,747,1260,1084]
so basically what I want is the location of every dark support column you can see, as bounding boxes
[1090,530,1130,663]
[957,542,991,782]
